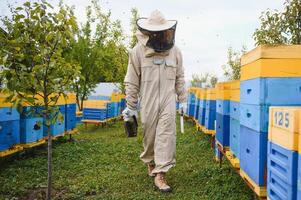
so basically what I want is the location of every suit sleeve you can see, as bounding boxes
[124,48,141,110]
[175,48,187,103]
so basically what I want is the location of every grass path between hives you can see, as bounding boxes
[0,117,256,200]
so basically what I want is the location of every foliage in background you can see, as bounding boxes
[222,46,247,81]
[130,8,139,48]
[0,1,80,199]
[254,0,301,45]
[64,0,128,110]
[190,72,218,88]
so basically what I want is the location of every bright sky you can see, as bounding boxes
[0,0,285,81]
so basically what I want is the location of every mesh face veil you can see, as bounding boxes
[137,20,177,52]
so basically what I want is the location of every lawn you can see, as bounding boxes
[0,117,255,200]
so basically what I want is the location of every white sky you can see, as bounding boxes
[0,0,285,81]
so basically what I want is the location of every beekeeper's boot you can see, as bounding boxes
[154,172,172,193]
[148,164,155,177]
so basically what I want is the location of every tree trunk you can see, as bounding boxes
[44,101,52,200]
[46,123,52,200]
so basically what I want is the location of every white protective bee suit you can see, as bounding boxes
[124,13,186,174]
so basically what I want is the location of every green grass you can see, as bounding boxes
[0,118,256,200]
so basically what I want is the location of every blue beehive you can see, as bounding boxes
[240,78,301,106]
[83,108,107,121]
[43,105,66,137]
[240,125,267,186]
[20,118,43,144]
[187,92,196,117]
[0,120,20,151]
[216,113,230,147]
[19,106,44,143]
[0,106,20,151]
[230,118,240,158]
[205,108,216,130]
[65,104,76,131]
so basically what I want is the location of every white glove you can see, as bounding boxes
[122,107,138,121]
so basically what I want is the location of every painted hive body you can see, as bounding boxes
[215,82,231,147]
[0,94,20,151]
[230,117,240,158]
[229,81,241,158]
[0,120,20,151]
[20,106,43,144]
[216,113,230,146]
[65,104,76,131]
[240,125,267,186]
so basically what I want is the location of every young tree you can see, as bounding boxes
[190,72,218,88]
[0,1,80,199]
[65,1,128,109]
[254,0,301,45]
[222,46,247,80]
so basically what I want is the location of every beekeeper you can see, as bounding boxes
[122,10,186,192]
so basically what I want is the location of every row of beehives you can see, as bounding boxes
[0,93,77,157]
[185,45,301,200]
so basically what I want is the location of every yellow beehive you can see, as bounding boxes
[230,80,240,102]
[241,45,301,81]
[206,88,216,100]
[83,100,108,109]
[268,107,301,151]
[215,82,231,100]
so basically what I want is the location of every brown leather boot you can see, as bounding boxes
[148,164,155,177]
[154,172,172,193]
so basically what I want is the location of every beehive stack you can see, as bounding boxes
[83,100,108,121]
[239,45,301,194]
[194,88,202,122]
[198,88,207,128]
[204,88,216,134]
[186,88,197,117]
[20,105,44,144]
[267,107,300,200]
[65,93,77,131]
[0,94,20,151]
[215,82,231,148]
[229,80,240,159]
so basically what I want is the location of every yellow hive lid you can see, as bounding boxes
[241,45,301,66]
